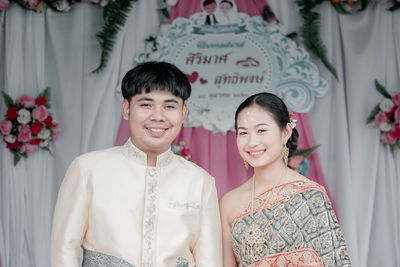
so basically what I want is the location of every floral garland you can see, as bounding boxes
[293,0,400,80]
[171,141,192,160]
[367,80,400,153]
[0,0,137,74]
[288,145,319,176]
[0,87,60,165]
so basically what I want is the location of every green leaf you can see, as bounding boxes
[366,104,380,124]
[374,80,392,98]
[92,0,138,73]
[262,5,276,22]
[388,3,400,11]
[40,87,52,108]
[13,152,21,166]
[389,144,395,155]
[42,146,54,157]
[298,8,338,79]
[1,91,14,108]
[293,145,320,158]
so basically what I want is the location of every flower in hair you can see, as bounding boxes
[288,110,297,128]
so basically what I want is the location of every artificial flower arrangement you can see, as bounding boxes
[367,80,400,153]
[0,87,60,165]
[288,145,319,176]
[171,141,192,161]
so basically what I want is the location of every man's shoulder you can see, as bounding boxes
[73,145,124,166]
[172,154,214,182]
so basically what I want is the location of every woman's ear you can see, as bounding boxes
[283,122,293,145]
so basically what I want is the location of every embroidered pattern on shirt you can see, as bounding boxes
[169,200,201,210]
[141,167,160,267]
[82,249,135,267]
[175,257,190,267]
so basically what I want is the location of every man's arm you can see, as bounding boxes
[51,158,90,267]
[193,177,223,267]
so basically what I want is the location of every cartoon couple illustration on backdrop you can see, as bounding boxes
[202,0,238,25]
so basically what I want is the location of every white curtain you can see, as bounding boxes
[268,1,400,266]
[0,1,161,266]
[0,1,399,267]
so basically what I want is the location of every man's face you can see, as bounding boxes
[122,90,188,157]
[204,2,216,14]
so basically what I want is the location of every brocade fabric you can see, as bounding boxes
[231,179,351,266]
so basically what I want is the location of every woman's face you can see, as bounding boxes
[236,104,289,169]
[220,2,232,14]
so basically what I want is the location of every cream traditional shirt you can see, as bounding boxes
[51,139,222,267]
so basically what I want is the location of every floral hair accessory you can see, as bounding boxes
[288,110,297,128]
[1,87,60,165]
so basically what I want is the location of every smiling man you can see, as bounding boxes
[51,62,222,267]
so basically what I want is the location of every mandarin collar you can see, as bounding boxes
[124,138,173,167]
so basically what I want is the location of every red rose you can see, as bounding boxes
[389,127,400,140]
[44,116,53,127]
[35,96,47,106]
[6,106,18,120]
[6,140,21,150]
[31,121,43,135]
[180,147,191,159]
[29,138,41,145]
[386,106,397,118]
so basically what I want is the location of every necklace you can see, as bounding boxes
[243,167,287,262]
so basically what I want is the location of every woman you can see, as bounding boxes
[219,93,351,266]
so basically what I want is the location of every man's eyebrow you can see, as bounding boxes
[137,97,154,102]
[164,99,179,104]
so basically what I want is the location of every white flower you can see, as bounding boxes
[266,21,280,33]
[5,134,16,143]
[17,109,31,125]
[379,121,392,132]
[379,98,394,112]
[38,128,51,139]
[39,139,50,148]
[160,24,170,37]
[166,0,178,6]
[148,50,161,60]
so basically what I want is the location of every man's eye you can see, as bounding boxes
[140,103,151,108]
[166,105,176,110]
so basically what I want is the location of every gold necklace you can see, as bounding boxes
[244,167,287,262]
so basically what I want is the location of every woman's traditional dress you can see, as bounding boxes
[231,178,351,266]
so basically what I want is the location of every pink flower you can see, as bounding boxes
[375,111,388,126]
[0,0,10,10]
[18,94,35,108]
[380,132,396,144]
[0,120,12,135]
[289,155,303,168]
[20,144,39,155]
[395,106,400,123]
[28,0,39,7]
[394,92,400,106]
[18,125,32,142]
[51,124,61,141]
[32,105,48,122]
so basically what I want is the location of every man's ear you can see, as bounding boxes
[121,99,130,120]
[182,103,188,123]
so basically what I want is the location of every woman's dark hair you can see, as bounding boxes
[121,61,191,103]
[234,92,299,157]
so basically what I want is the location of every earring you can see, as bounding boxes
[244,160,250,170]
[282,145,289,166]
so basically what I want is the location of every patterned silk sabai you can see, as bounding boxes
[231,179,351,267]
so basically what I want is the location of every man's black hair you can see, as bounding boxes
[121,61,191,103]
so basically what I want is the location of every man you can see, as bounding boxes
[203,0,218,25]
[51,61,222,267]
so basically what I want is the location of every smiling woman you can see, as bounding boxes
[219,92,351,267]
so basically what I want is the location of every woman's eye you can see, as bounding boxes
[258,129,267,134]
[238,131,248,136]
